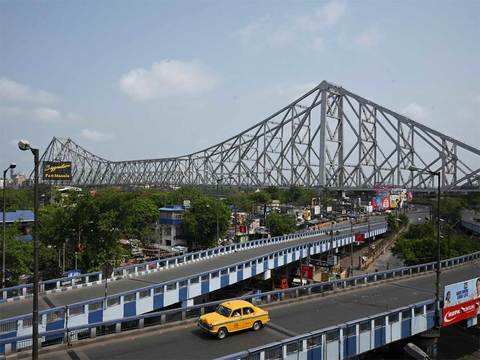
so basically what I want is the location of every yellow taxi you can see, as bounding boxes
[197,299,270,339]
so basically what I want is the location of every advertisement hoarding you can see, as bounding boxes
[442,277,480,327]
[42,161,72,180]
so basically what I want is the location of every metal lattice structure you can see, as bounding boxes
[39,81,480,190]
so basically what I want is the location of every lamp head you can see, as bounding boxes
[18,139,31,151]
[408,166,418,172]
[9,163,16,170]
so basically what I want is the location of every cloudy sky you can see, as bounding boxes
[1,0,479,173]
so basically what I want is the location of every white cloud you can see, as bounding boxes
[355,29,381,48]
[33,107,60,122]
[235,0,346,50]
[402,103,430,122]
[0,106,62,122]
[119,60,218,101]
[0,78,57,104]
[80,128,114,142]
[296,0,346,31]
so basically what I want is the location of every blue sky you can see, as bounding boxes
[1,0,479,173]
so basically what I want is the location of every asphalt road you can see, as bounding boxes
[37,260,480,360]
[1,219,386,320]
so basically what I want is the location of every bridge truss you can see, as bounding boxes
[40,81,480,190]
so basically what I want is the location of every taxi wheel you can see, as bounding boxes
[217,327,228,340]
[252,321,262,331]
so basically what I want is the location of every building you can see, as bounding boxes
[155,205,187,247]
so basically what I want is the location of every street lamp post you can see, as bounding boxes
[409,166,441,330]
[18,139,40,360]
[2,163,16,287]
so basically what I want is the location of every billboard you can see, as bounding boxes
[42,161,72,180]
[442,277,480,327]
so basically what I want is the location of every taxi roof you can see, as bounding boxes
[220,299,253,309]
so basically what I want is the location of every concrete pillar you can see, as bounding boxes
[115,323,121,333]
[181,299,194,308]
[138,318,144,329]
[90,327,97,338]
[56,281,60,289]
[263,269,271,280]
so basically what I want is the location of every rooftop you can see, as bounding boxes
[159,205,185,212]
[0,210,35,224]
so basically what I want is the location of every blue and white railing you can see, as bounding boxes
[0,272,102,304]
[0,218,385,303]
[217,299,436,360]
[0,223,388,340]
[1,244,479,357]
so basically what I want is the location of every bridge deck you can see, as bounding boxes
[38,260,479,360]
[0,220,385,321]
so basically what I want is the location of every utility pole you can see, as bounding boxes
[2,163,16,288]
[350,219,354,276]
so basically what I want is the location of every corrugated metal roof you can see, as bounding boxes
[0,210,35,223]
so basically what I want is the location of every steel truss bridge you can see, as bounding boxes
[40,81,480,190]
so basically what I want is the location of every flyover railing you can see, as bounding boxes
[0,218,385,303]
[462,219,480,234]
[0,272,102,303]
[1,249,479,356]
[215,299,436,360]
[0,222,388,330]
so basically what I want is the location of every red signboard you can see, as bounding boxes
[355,233,365,244]
[300,265,313,280]
[442,298,479,327]
[442,277,480,327]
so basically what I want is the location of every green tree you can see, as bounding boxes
[392,222,480,265]
[399,213,409,227]
[386,213,399,231]
[182,196,230,248]
[266,212,296,237]
[1,225,32,285]
[122,197,159,241]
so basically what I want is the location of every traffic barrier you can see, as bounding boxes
[1,249,479,356]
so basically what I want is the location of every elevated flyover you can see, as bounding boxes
[2,252,478,359]
[0,219,388,338]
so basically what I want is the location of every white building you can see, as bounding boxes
[155,205,187,247]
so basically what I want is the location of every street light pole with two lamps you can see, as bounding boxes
[2,162,16,288]
[18,139,40,360]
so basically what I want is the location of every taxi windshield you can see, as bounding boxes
[216,305,231,317]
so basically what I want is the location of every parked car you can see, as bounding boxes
[197,300,270,339]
